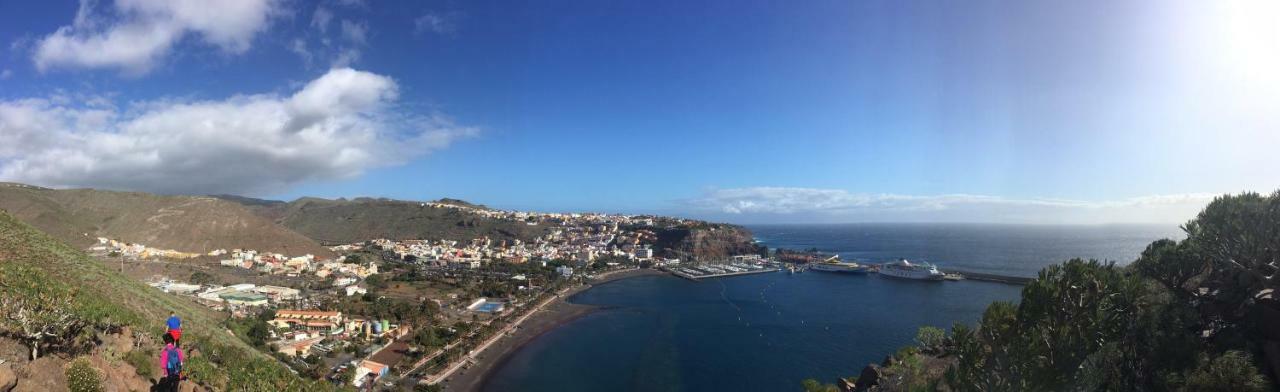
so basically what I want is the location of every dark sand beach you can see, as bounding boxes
[442,268,666,392]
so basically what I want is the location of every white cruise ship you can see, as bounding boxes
[878,259,944,281]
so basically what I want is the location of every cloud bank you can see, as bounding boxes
[0,68,477,195]
[688,187,1217,224]
[32,0,283,74]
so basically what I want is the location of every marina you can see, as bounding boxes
[663,261,782,281]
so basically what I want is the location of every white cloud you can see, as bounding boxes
[414,12,457,36]
[0,69,11,80]
[0,68,478,195]
[331,48,361,68]
[687,187,1218,224]
[340,20,367,44]
[32,0,282,74]
[310,7,333,33]
[289,38,312,65]
[332,0,367,8]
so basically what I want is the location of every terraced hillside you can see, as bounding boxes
[0,183,333,257]
[0,211,334,391]
[232,196,552,245]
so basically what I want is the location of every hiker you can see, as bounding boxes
[166,311,182,347]
[158,332,185,392]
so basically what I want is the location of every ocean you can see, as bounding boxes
[480,223,1182,392]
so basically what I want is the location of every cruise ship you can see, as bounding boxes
[810,256,870,274]
[878,259,945,281]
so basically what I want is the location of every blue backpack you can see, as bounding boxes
[165,346,183,375]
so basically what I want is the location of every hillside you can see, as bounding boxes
[0,183,333,258]
[227,196,552,245]
[0,211,333,391]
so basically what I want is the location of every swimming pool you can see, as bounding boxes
[475,302,505,313]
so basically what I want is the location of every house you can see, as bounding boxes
[345,285,367,297]
[333,277,357,287]
[275,310,342,323]
[271,310,344,332]
[353,339,409,387]
[274,337,325,357]
[556,265,574,277]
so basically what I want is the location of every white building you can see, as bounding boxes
[345,285,368,297]
[556,265,574,277]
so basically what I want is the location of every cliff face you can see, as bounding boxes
[654,224,761,262]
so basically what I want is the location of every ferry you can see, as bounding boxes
[878,259,945,281]
[809,256,870,274]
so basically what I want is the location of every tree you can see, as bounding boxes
[1132,239,1203,296]
[0,266,87,359]
[1183,351,1269,392]
[414,383,443,392]
[414,326,440,348]
[189,271,217,285]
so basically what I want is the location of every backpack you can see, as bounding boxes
[165,346,183,375]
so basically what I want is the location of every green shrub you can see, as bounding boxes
[124,348,155,380]
[1183,351,1269,392]
[800,378,839,392]
[65,357,103,392]
[894,345,919,360]
[915,325,945,353]
[182,355,225,389]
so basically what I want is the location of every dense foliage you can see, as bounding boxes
[937,191,1280,391]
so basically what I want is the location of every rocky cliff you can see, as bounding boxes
[653,224,761,262]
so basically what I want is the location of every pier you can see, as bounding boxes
[938,269,1033,285]
[668,267,780,281]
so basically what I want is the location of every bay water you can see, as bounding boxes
[480,223,1181,391]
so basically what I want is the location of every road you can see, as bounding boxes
[406,268,638,386]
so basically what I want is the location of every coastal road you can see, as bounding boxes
[415,268,639,386]
[422,284,568,385]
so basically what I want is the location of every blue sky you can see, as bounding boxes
[1,0,1277,224]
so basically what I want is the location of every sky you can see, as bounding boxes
[0,0,1277,224]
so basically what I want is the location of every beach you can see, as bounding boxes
[441,268,666,392]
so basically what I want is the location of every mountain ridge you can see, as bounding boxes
[0,183,333,258]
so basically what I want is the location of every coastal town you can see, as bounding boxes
[81,203,758,390]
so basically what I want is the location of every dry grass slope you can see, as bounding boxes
[0,211,338,391]
[0,183,333,257]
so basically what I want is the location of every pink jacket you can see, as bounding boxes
[159,343,185,376]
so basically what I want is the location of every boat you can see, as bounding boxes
[809,256,870,274]
[878,259,945,281]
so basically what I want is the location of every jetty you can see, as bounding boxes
[663,264,781,281]
[938,269,1033,285]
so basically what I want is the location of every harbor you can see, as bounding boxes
[664,261,1032,285]
[663,262,781,281]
